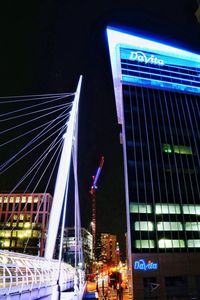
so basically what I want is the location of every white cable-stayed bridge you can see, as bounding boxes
[0,76,85,299]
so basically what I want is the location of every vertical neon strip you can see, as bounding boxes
[45,76,82,259]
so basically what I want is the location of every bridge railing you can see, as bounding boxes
[0,250,75,296]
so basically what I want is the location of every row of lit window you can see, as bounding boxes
[0,196,40,203]
[135,239,200,249]
[0,214,31,221]
[130,203,200,215]
[0,229,40,239]
[134,221,200,231]
[0,238,40,248]
[1,203,41,211]
[1,222,36,228]
[162,144,193,155]
[1,240,20,247]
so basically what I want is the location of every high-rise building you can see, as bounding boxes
[96,233,118,266]
[107,27,200,299]
[0,193,52,256]
[58,227,93,271]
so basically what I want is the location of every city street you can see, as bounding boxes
[85,281,131,300]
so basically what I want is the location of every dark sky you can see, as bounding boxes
[0,0,200,258]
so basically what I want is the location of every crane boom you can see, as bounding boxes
[90,156,104,261]
[90,156,104,193]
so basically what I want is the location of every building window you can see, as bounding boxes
[3,197,8,203]
[12,230,17,237]
[158,239,185,248]
[20,203,26,210]
[24,222,31,228]
[183,205,200,215]
[165,276,188,298]
[23,230,32,237]
[135,240,155,249]
[1,214,5,222]
[34,196,38,203]
[0,231,5,237]
[4,231,11,237]
[19,214,24,221]
[157,222,183,231]
[3,240,10,247]
[162,144,192,155]
[21,196,26,203]
[185,222,200,231]
[13,214,18,221]
[28,196,32,203]
[15,197,20,203]
[162,144,173,153]
[130,203,152,213]
[174,145,192,155]
[8,203,13,211]
[32,230,40,238]
[144,277,158,299]
[155,204,181,214]
[26,203,31,210]
[26,214,31,221]
[11,240,15,247]
[135,221,154,231]
[9,197,14,203]
[187,240,200,248]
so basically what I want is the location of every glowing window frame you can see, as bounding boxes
[130,202,152,214]
[135,240,155,249]
[158,239,185,248]
[134,221,154,231]
[157,222,183,231]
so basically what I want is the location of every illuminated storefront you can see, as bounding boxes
[107,27,200,299]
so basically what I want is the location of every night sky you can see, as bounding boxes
[0,0,200,258]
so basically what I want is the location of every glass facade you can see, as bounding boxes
[107,26,200,300]
[124,85,200,253]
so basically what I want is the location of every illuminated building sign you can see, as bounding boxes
[107,28,200,96]
[129,51,164,66]
[134,259,158,271]
[120,47,200,95]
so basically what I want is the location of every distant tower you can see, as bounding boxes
[90,156,104,259]
[96,233,118,266]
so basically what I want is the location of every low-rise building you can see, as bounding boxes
[57,227,93,271]
[0,193,52,256]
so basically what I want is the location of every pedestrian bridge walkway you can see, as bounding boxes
[0,250,85,299]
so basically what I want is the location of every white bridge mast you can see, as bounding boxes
[45,76,82,259]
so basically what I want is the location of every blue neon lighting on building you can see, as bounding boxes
[121,75,200,94]
[107,27,200,95]
[134,259,158,271]
[107,27,200,64]
[120,47,200,94]
[120,47,200,69]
